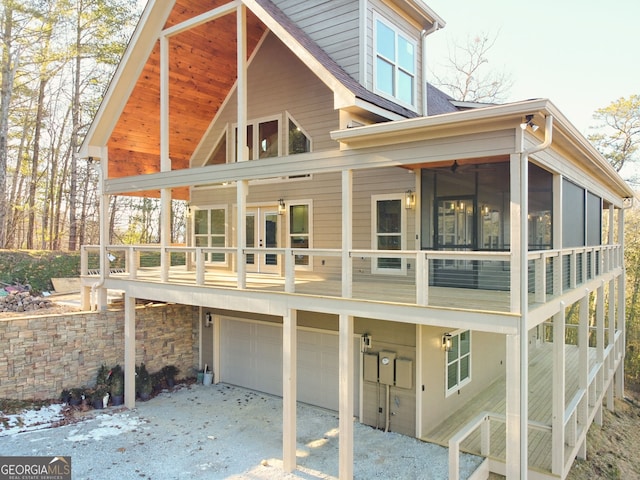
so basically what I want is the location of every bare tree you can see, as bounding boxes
[588,94,640,184]
[431,32,512,104]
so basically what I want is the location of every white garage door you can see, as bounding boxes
[220,319,360,414]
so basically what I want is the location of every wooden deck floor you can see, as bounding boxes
[423,342,595,474]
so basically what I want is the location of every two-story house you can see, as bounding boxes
[79,1,633,479]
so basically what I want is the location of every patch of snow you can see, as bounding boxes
[65,413,143,442]
[0,404,65,436]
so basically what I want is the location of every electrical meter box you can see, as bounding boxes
[378,351,396,385]
[395,358,413,389]
[363,352,379,383]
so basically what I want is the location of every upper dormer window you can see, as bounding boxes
[374,16,416,107]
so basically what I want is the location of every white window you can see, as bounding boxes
[372,194,406,274]
[193,206,228,265]
[288,202,312,270]
[445,330,471,396]
[374,15,416,107]
[234,116,280,161]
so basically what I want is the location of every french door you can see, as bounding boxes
[245,207,280,273]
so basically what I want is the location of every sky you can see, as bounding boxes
[424,0,639,135]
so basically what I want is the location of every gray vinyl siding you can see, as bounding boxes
[273,0,361,81]
[190,32,338,167]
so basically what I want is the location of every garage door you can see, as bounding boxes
[220,319,360,414]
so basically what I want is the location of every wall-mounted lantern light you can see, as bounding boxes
[405,190,415,209]
[442,333,452,351]
[278,198,286,215]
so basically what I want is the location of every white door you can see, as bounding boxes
[220,319,360,414]
[246,207,280,274]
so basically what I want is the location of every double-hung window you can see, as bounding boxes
[375,16,416,107]
[446,330,471,396]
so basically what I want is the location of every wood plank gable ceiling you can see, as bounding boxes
[107,1,267,199]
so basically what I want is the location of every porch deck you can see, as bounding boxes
[82,243,622,316]
[423,342,600,475]
[94,264,515,313]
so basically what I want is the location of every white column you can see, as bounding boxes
[616,207,626,398]
[282,309,297,473]
[552,304,566,475]
[236,180,248,289]
[339,313,354,480]
[509,153,522,313]
[159,34,171,283]
[577,293,589,460]
[505,333,521,479]
[124,293,136,409]
[213,314,221,384]
[342,170,353,298]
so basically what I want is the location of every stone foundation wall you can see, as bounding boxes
[0,304,198,400]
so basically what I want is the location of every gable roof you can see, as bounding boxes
[80,0,457,199]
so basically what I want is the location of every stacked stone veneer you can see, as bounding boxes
[0,303,199,400]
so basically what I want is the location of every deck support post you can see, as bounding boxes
[596,282,605,426]
[124,293,136,410]
[552,303,566,475]
[577,292,589,460]
[505,333,521,479]
[282,308,297,473]
[236,180,248,289]
[339,313,354,480]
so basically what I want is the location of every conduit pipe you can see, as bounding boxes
[421,22,440,116]
[518,114,553,478]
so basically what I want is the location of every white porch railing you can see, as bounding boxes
[80,243,622,313]
[448,329,623,479]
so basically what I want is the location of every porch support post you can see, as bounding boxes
[596,282,605,426]
[236,180,248,289]
[159,33,171,283]
[505,333,521,479]
[615,207,625,398]
[124,293,136,409]
[282,308,297,473]
[509,153,521,314]
[95,148,109,310]
[342,170,353,298]
[213,314,221,384]
[237,3,247,159]
[577,292,589,460]
[607,277,616,411]
[235,4,248,289]
[552,303,566,475]
[339,313,354,480]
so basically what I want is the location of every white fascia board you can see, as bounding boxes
[241,0,356,107]
[80,0,176,156]
[400,0,446,28]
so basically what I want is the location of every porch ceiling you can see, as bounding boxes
[106,1,267,200]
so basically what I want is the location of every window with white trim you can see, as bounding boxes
[193,206,227,265]
[446,330,471,395]
[234,116,280,161]
[374,15,416,107]
[288,202,312,270]
[372,194,406,274]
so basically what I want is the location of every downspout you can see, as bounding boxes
[90,157,107,311]
[421,22,440,117]
[519,114,553,478]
